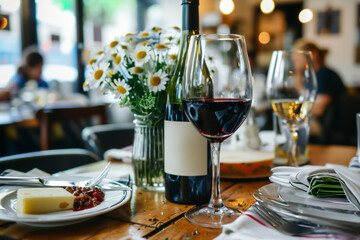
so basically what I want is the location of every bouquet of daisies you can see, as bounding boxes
[84,26,180,126]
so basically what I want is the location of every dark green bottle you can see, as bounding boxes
[164,0,212,205]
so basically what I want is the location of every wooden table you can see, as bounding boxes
[0,144,356,240]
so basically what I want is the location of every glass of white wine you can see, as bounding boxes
[266,50,317,166]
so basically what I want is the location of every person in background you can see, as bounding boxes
[293,40,347,143]
[0,51,48,101]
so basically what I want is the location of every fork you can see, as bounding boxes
[83,162,111,187]
[252,202,360,238]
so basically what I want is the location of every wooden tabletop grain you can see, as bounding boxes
[0,144,356,240]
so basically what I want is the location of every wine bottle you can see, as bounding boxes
[164,0,211,205]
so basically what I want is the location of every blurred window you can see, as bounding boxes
[0,0,21,88]
[83,0,137,49]
[36,0,78,83]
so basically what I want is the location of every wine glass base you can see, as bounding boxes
[185,204,242,228]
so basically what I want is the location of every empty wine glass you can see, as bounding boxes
[266,50,317,166]
[183,34,253,228]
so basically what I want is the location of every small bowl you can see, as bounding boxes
[220,150,274,179]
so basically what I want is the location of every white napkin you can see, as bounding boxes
[349,156,360,168]
[269,164,360,210]
[214,206,348,240]
[104,148,132,162]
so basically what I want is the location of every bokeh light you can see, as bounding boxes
[299,9,313,23]
[260,0,275,14]
[220,0,234,15]
[258,31,271,45]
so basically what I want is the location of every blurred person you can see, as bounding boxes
[0,51,48,101]
[293,40,347,143]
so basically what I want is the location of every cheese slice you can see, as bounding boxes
[16,188,74,214]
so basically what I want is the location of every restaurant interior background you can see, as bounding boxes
[0,0,360,156]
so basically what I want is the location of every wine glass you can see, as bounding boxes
[183,34,253,228]
[266,50,317,166]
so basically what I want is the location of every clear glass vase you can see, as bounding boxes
[132,114,164,191]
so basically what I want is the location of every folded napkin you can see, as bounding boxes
[214,206,351,240]
[104,147,132,163]
[269,163,360,210]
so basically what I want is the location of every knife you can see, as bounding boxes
[0,176,131,191]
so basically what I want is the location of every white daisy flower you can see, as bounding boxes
[110,50,125,72]
[138,30,151,39]
[111,78,131,99]
[85,61,110,89]
[147,70,169,92]
[172,26,180,32]
[93,46,107,58]
[154,44,168,51]
[129,66,144,75]
[108,37,121,49]
[165,50,178,65]
[82,81,89,91]
[152,27,162,33]
[132,45,151,66]
[123,33,135,43]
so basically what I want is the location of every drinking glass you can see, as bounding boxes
[183,34,253,228]
[266,50,317,166]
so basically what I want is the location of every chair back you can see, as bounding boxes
[319,92,360,145]
[82,123,134,158]
[0,148,100,174]
[37,105,108,150]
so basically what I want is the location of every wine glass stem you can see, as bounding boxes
[209,141,224,209]
[289,129,299,167]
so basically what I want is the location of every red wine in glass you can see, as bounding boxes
[183,98,252,142]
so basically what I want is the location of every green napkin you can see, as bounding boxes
[310,176,346,198]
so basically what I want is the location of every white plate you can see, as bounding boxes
[254,183,360,228]
[0,179,131,227]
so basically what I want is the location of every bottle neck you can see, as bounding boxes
[182,1,199,33]
[167,1,199,106]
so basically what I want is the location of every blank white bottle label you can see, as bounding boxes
[164,120,208,176]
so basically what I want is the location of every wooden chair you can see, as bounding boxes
[82,122,134,158]
[36,105,108,150]
[0,148,100,174]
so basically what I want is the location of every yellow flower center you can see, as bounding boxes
[108,72,113,77]
[89,59,96,65]
[154,27,162,32]
[134,67,142,73]
[94,70,103,80]
[117,86,127,94]
[136,51,147,60]
[121,45,128,50]
[97,51,104,55]
[150,76,161,86]
[110,41,118,48]
[115,56,121,65]
[83,82,86,87]
[111,53,117,57]
[168,36,174,41]
[173,26,180,31]
[170,54,177,60]
[140,32,149,37]
[141,41,149,46]
[125,33,133,37]
[155,44,167,49]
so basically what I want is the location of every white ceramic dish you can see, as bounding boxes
[0,179,131,227]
